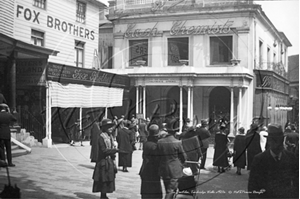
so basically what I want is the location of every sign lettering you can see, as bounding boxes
[16,5,95,40]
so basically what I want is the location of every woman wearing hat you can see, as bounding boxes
[92,118,118,199]
[233,127,246,175]
[213,120,229,173]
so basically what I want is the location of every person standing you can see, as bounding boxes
[139,124,162,199]
[92,118,118,199]
[195,119,211,170]
[213,121,229,173]
[0,104,17,167]
[248,124,298,198]
[233,127,246,175]
[245,123,262,170]
[90,117,102,163]
[116,121,134,172]
[157,118,187,199]
[138,119,148,150]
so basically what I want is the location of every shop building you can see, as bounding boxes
[0,0,114,146]
[100,0,291,135]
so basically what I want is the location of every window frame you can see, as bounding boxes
[33,0,46,9]
[76,1,86,24]
[167,37,189,66]
[31,29,45,47]
[75,40,85,68]
[128,39,149,67]
[209,35,233,65]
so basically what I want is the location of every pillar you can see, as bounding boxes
[136,86,139,115]
[10,54,16,112]
[229,87,234,137]
[179,86,183,134]
[238,87,242,130]
[143,86,146,119]
[43,81,52,148]
[187,87,191,120]
[191,87,194,122]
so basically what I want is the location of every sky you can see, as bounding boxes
[99,0,299,56]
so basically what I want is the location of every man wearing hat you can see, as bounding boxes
[92,118,118,199]
[195,119,211,170]
[157,118,187,199]
[139,124,162,199]
[248,124,298,198]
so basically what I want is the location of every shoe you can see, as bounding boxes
[8,163,15,167]
[200,167,206,170]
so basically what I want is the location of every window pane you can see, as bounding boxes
[76,1,86,23]
[210,36,232,65]
[168,37,189,66]
[75,41,85,67]
[129,40,148,66]
[31,29,44,47]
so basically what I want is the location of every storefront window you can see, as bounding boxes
[31,30,44,47]
[168,37,189,66]
[76,1,86,23]
[210,36,232,65]
[129,39,148,66]
[33,0,46,9]
[75,41,85,67]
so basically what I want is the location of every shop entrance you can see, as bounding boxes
[209,86,230,132]
[166,86,187,120]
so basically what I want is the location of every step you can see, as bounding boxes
[12,148,29,158]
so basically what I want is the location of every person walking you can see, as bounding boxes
[139,124,162,199]
[195,119,211,170]
[248,124,298,198]
[213,121,229,173]
[0,104,17,167]
[92,118,118,199]
[138,119,148,150]
[233,127,246,175]
[245,122,262,170]
[116,121,134,172]
[157,118,187,199]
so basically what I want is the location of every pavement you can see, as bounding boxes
[0,142,250,199]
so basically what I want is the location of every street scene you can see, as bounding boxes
[0,0,299,198]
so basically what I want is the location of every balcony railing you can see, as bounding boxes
[254,61,287,78]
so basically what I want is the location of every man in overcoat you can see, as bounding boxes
[0,104,17,167]
[139,124,162,199]
[195,119,211,170]
[157,118,187,199]
[248,124,299,198]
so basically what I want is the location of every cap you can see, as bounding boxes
[148,124,160,136]
[101,119,114,128]
[201,119,208,127]
[238,127,245,134]
[265,124,284,138]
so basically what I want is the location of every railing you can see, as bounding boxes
[19,108,45,142]
[254,61,287,78]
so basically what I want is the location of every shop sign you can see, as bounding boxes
[16,59,46,86]
[16,5,95,40]
[46,63,130,89]
[147,78,178,84]
[124,20,234,38]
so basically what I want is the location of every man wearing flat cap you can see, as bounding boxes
[248,124,299,198]
[157,118,187,199]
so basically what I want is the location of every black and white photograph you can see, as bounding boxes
[0,0,298,198]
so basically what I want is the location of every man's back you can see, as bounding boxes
[0,111,17,139]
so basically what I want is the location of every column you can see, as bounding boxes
[187,87,191,119]
[136,86,139,115]
[229,87,234,137]
[10,56,16,112]
[43,81,52,148]
[238,88,242,129]
[191,87,194,123]
[143,86,146,119]
[179,86,183,134]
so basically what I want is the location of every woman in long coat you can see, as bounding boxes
[92,119,118,199]
[245,124,262,170]
[139,124,162,199]
[213,123,229,173]
[116,121,134,172]
[233,127,246,175]
[90,120,101,163]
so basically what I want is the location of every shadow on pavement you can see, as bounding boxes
[78,164,94,170]
[74,192,99,199]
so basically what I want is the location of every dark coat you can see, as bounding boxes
[181,129,202,162]
[195,127,211,148]
[233,135,246,168]
[139,136,162,198]
[213,131,229,167]
[0,111,17,139]
[248,149,299,198]
[117,127,134,167]
[157,134,187,179]
[90,122,101,163]
[92,132,118,193]
[138,122,148,142]
[246,129,262,170]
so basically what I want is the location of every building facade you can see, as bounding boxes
[0,0,106,145]
[100,0,291,135]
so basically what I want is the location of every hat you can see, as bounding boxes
[185,118,191,123]
[148,124,160,136]
[265,124,284,138]
[101,119,114,128]
[238,127,245,134]
[201,119,208,127]
[165,118,180,133]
